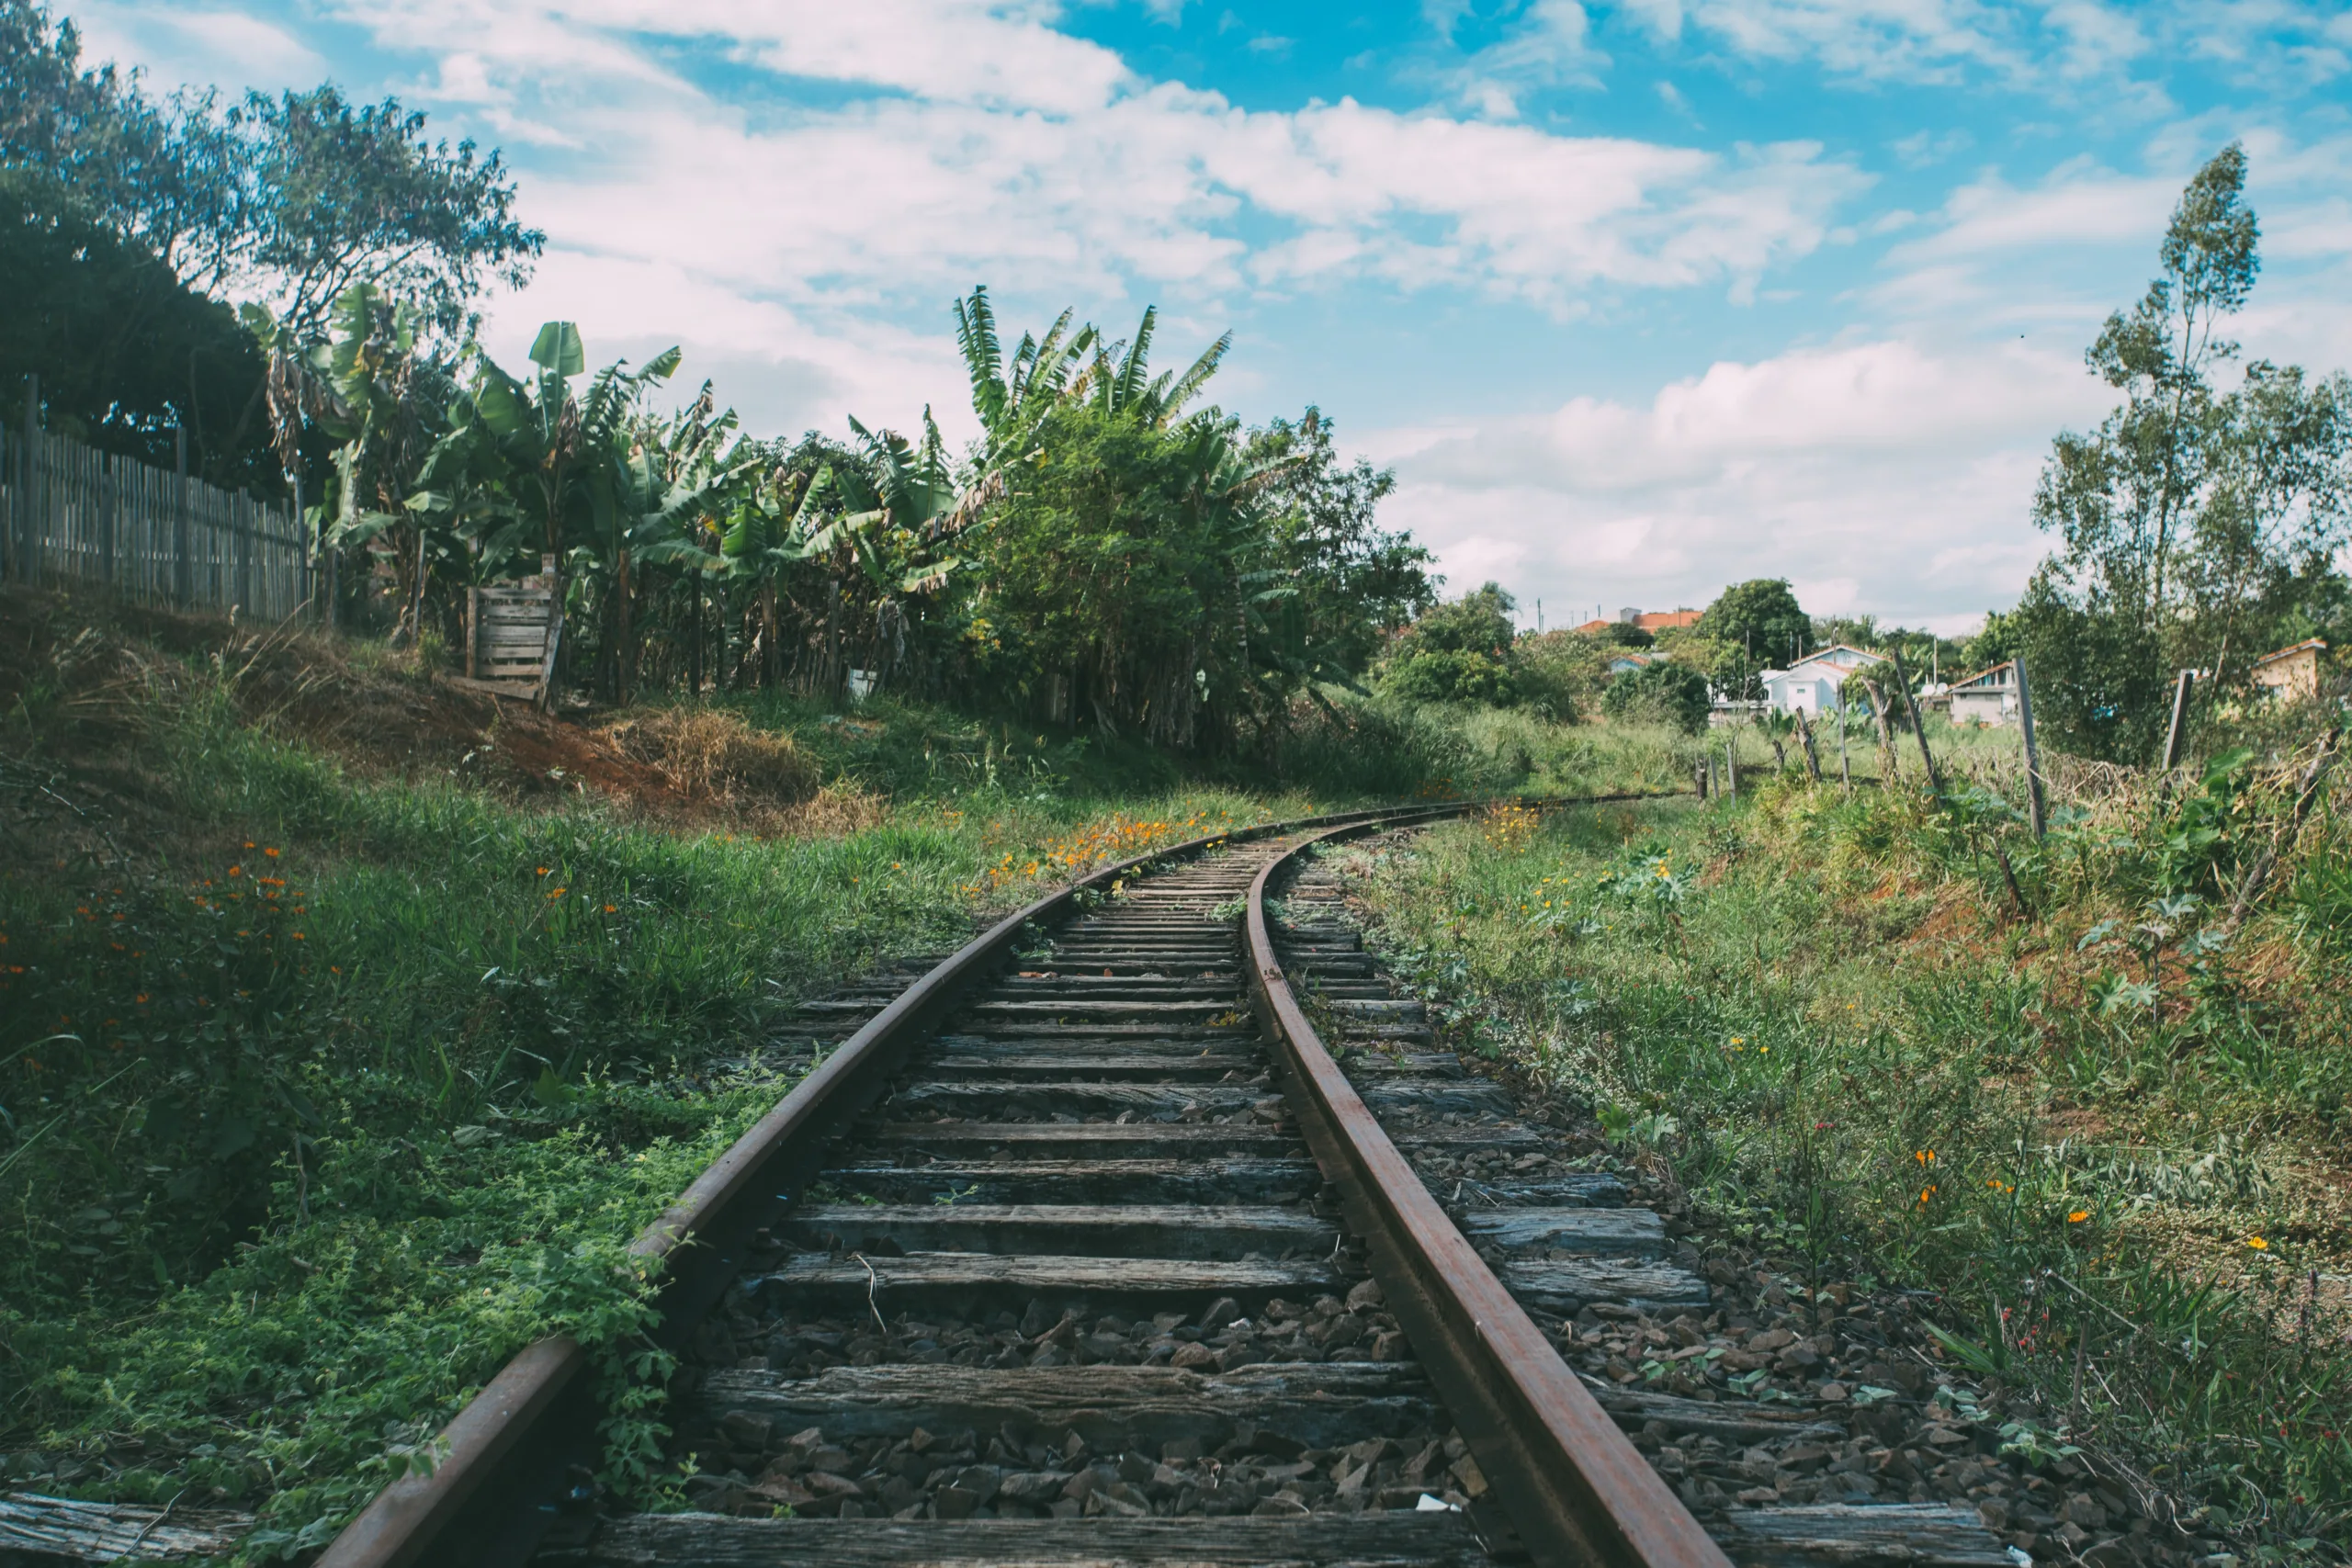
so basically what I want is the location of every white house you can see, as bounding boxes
[1757,645,1886,715]
[1948,660,2018,726]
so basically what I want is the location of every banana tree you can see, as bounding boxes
[246,285,448,640]
[598,389,754,698]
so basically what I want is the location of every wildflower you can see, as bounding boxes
[604,904,617,914]
[2068,1211,2090,1224]
[264,847,279,859]
[1917,1185,1937,1205]
[548,888,567,900]
[244,840,255,849]
[2246,1235,2268,1250]
[537,867,551,876]
[228,865,243,878]
[1914,1149,1936,1167]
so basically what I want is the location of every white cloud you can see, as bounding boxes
[1372,338,2115,625]
[69,2,328,90]
[291,0,1863,366]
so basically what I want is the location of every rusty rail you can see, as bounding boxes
[1244,815,1733,1568]
[318,791,1694,1568]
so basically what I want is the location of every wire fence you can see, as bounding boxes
[2,421,311,622]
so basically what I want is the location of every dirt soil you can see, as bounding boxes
[0,589,854,856]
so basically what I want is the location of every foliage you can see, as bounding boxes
[1345,763,2352,1556]
[0,183,276,491]
[2024,143,2352,761]
[0,605,1327,1547]
[1377,583,1525,708]
[1696,578,1811,692]
[1602,657,1713,734]
[1,0,539,490]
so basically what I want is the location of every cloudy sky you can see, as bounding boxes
[72,0,2352,634]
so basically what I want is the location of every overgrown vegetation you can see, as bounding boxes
[1341,730,2351,1561]
[0,592,1351,1551]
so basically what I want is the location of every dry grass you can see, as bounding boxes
[600,706,821,807]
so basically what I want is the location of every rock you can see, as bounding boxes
[1815,1382,1849,1402]
[1170,1342,1218,1370]
[1976,1498,2011,1530]
[2064,1495,2109,1529]
[804,1472,865,1498]
[718,1412,773,1450]
[1346,1280,1385,1312]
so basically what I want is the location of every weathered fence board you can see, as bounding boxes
[2,423,310,621]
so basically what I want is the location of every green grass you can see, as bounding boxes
[0,638,1326,1554]
[1339,760,2352,1561]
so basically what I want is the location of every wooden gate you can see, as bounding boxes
[455,558,562,707]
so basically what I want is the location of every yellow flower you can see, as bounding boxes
[2246,1235,2268,1250]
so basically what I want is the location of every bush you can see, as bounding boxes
[1602,660,1712,734]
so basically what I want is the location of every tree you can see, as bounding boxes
[1603,660,1712,734]
[1699,578,1809,664]
[0,183,275,491]
[1377,584,1521,706]
[2023,143,2351,758]
[222,85,542,344]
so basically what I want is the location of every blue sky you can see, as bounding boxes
[70,0,2352,634]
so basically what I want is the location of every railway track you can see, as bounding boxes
[320,801,2006,1568]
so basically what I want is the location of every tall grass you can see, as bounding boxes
[1340,761,2351,1557]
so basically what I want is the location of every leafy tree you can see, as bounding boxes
[2,1,539,494]
[2024,143,2351,758]
[1378,584,1521,706]
[0,184,274,490]
[1597,621,1654,649]
[1241,409,1433,688]
[1693,578,1810,694]
[1603,659,1712,734]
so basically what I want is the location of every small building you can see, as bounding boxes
[1607,651,1653,675]
[2250,638,2328,701]
[1756,644,1886,715]
[1947,660,2018,726]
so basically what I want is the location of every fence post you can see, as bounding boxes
[2162,670,2196,773]
[2015,654,2047,839]
[175,426,193,606]
[1890,648,1944,796]
[99,451,118,592]
[18,374,36,587]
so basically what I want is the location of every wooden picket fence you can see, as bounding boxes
[1,423,311,621]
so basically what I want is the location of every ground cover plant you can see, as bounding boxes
[1338,736,2351,1563]
[0,591,1341,1554]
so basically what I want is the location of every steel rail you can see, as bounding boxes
[1244,811,1734,1568]
[315,796,1514,1568]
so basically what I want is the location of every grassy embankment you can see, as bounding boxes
[1340,719,2351,1560]
[0,586,1702,1554]
[0,593,1329,1553]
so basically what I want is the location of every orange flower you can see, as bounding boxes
[2068,1210,2090,1224]
[264,847,279,859]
